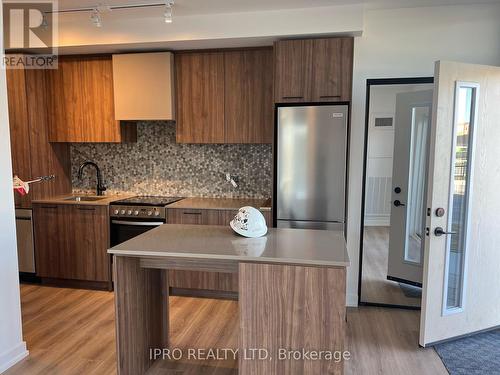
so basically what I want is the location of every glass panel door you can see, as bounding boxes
[404,106,430,264]
[444,83,478,313]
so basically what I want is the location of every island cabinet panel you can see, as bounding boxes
[114,256,166,375]
[33,204,110,285]
[274,37,354,103]
[45,55,136,143]
[239,263,346,375]
[175,52,225,144]
[224,49,274,143]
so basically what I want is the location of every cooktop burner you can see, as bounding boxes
[112,196,184,207]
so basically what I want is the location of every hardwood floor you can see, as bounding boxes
[361,227,421,307]
[5,284,446,375]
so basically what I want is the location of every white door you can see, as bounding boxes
[387,90,433,286]
[420,61,500,346]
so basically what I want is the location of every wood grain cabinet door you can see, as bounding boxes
[311,37,353,102]
[34,204,110,282]
[274,39,313,103]
[175,52,225,143]
[224,49,273,143]
[46,56,131,143]
[34,204,70,279]
[6,68,32,208]
[69,205,109,282]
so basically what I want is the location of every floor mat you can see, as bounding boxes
[398,283,422,298]
[434,329,500,375]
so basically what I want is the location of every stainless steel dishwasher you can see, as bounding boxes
[15,208,35,273]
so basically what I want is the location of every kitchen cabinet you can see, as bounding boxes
[274,37,353,103]
[166,208,220,225]
[224,49,273,143]
[6,68,72,208]
[167,207,272,293]
[175,52,225,143]
[33,203,110,286]
[45,55,137,143]
[175,48,273,144]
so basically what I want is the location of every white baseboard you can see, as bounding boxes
[364,215,390,227]
[346,293,358,307]
[0,342,28,374]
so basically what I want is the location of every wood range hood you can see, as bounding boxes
[112,52,175,121]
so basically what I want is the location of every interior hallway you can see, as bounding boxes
[361,226,421,307]
[5,284,446,375]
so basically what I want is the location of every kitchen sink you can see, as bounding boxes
[63,196,106,202]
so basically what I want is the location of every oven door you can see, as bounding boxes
[110,218,164,246]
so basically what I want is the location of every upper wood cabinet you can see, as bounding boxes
[175,48,273,144]
[6,68,72,208]
[175,52,225,143]
[45,55,136,143]
[224,49,273,143]
[274,37,354,103]
[112,52,175,121]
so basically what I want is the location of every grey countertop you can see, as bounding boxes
[108,224,349,267]
[167,197,271,211]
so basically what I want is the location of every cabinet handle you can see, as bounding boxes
[282,96,304,99]
[183,211,202,215]
[319,95,341,99]
[77,207,96,211]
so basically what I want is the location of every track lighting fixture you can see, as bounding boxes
[164,0,174,23]
[90,8,102,27]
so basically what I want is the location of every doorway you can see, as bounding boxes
[359,78,434,308]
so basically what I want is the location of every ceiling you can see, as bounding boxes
[41,0,500,16]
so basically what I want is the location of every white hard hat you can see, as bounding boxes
[230,206,268,238]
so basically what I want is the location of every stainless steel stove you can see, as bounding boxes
[110,196,184,246]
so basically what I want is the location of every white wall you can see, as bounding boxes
[346,3,500,306]
[0,5,28,372]
[55,4,364,53]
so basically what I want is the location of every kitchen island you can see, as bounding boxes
[108,224,349,375]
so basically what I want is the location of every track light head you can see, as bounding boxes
[164,0,174,23]
[90,8,102,27]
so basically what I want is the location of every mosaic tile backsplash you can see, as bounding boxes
[71,121,272,199]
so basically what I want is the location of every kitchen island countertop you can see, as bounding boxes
[108,224,349,267]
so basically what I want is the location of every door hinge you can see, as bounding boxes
[425,227,430,236]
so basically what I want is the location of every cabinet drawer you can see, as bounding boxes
[167,208,219,225]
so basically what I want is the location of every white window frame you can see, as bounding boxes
[441,81,479,316]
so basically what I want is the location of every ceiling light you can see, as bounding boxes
[90,8,102,27]
[164,0,174,23]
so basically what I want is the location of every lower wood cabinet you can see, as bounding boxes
[166,208,272,293]
[33,204,110,286]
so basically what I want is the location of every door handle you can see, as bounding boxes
[434,227,457,236]
[394,200,406,207]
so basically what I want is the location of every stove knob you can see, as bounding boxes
[133,210,139,216]
[120,209,125,215]
[113,209,119,215]
[147,211,153,216]
[154,211,160,217]
[127,210,132,215]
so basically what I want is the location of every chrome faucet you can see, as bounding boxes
[77,161,107,196]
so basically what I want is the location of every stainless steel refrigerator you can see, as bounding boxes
[275,104,348,231]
